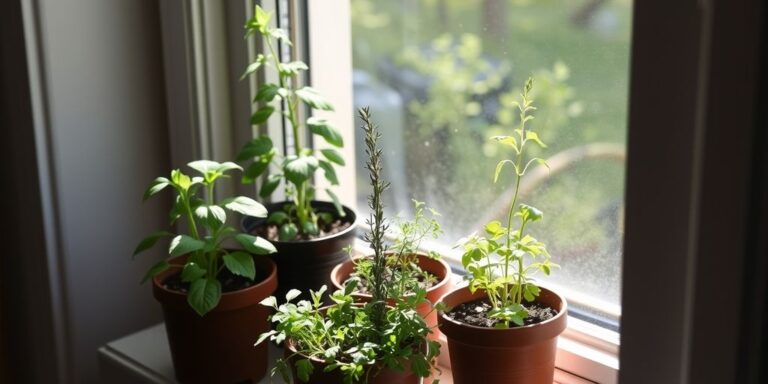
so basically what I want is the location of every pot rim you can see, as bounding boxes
[437,285,568,333]
[152,253,278,311]
[329,251,452,297]
[241,200,358,245]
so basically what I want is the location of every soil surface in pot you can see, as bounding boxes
[254,218,352,242]
[446,298,557,328]
[344,269,439,295]
[162,267,267,294]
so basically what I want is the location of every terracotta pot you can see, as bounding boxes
[330,252,452,332]
[153,254,277,384]
[438,286,567,384]
[242,200,356,302]
[284,339,420,384]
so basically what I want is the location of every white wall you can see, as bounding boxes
[31,0,170,381]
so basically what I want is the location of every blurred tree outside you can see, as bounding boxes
[350,0,631,307]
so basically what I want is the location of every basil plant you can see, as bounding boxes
[134,160,277,316]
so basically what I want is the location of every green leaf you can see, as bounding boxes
[133,231,173,257]
[325,189,345,218]
[525,131,547,148]
[285,289,301,302]
[279,61,308,76]
[302,221,318,235]
[284,155,319,185]
[279,223,298,241]
[170,169,192,190]
[491,135,518,149]
[494,159,514,183]
[259,174,282,198]
[318,160,338,185]
[254,330,277,346]
[187,160,220,175]
[141,260,170,284]
[307,117,343,147]
[235,233,277,254]
[296,87,334,111]
[181,262,207,282]
[260,296,277,308]
[520,204,544,222]
[246,6,272,34]
[194,205,227,228]
[215,162,242,173]
[222,251,256,279]
[296,359,314,382]
[222,196,268,218]
[143,177,170,201]
[250,105,275,126]
[240,60,263,80]
[254,84,282,103]
[188,278,222,316]
[267,211,289,225]
[168,235,205,257]
[320,148,345,166]
[237,136,273,161]
[241,150,275,184]
[484,220,505,238]
[270,28,291,44]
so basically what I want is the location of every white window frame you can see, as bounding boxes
[306,1,619,382]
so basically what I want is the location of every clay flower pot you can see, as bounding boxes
[438,286,567,384]
[242,200,356,302]
[330,252,452,331]
[152,254,277,384]
[284,339,420,384]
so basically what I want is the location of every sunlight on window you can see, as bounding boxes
[350,0,632,321]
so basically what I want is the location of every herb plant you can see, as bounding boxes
[351,199,443,299]
[236,5,345,241]
[134,160,277,316]
[459,78,559,327]
[256,108,440,383]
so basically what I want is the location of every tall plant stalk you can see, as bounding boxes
[359,107,390,329]
[460,78,558,327]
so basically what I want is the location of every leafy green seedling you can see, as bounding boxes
[134,160,277,316]
[459,78,559,327]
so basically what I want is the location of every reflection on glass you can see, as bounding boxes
[350,0,632,319]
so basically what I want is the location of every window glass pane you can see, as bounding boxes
[350,0,632,322]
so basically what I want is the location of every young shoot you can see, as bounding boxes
[460,78,559,327]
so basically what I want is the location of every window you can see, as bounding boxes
[347,0,632,329]
[307,0,630,381]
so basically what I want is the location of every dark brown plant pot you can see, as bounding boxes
[330,252,453,333]
[242,200,357,301]
[152,254,277,384]
[438,286,567,384]
[284,339,420,384]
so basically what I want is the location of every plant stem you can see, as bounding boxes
[266,35,310,228]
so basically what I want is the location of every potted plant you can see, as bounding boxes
[134,160,278,383]
[256,108,441,383]
[437,78,567,384]
[330,199,452,332]
[237,5,357,300]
